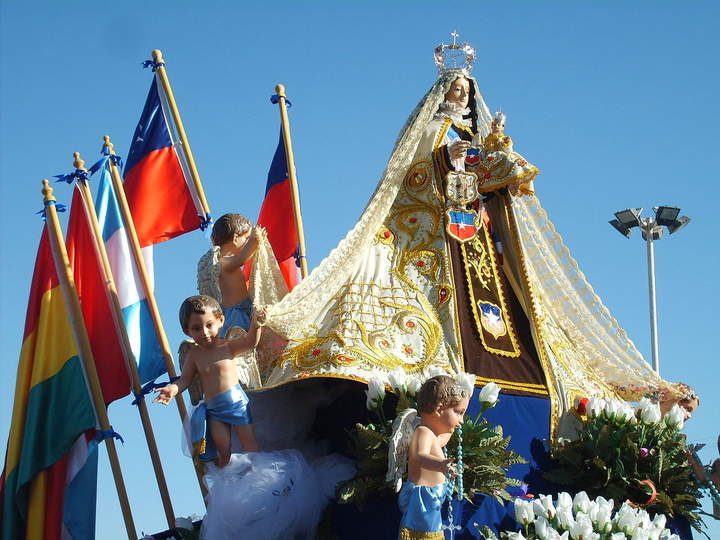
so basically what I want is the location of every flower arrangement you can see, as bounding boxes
[477,490,683,540]
[336,370,525,507]
[544,397,704,532]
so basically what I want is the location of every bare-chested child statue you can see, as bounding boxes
[154,295,263,466]
[201,213,258,337]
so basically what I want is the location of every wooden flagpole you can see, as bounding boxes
[72,152,176,528]
[41,179,137,540]
[101,136,208,499]
[274,83,309,279]
[151,49,211,219]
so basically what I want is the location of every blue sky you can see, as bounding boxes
[1,1,718,537]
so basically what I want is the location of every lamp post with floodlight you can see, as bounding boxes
[609,206,691,375]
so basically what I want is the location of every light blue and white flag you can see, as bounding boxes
[95,162,166,384]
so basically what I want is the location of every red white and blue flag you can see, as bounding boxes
[447,209,478,242]
[257,130,301,290]
[124,75,208,248]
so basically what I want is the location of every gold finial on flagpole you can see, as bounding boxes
[73,151,86,172]
[152,49,164,64]
[103,135,115,155]
[42,178,55,202]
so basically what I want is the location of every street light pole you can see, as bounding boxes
[609,206,691,376]
[642,219,660,373]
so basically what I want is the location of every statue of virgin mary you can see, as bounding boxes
[260,35,676,440]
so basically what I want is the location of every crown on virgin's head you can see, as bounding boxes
[434,31,475,75]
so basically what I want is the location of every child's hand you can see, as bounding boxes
[255,306,268,326]
[442,457,457,478]
[153,384,178,405]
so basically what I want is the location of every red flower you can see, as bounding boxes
[483,172,492,179]
[409,217,417,223]
[518,160,527,166]
[404,346,414,354]
[312,348,321,356]
[406,321,416,329]
[416,261,426,268]
[577,398,589,415]
[487,156,495,162]
[383,230,391,239]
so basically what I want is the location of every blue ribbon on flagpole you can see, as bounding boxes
[270,94,292,108]
[131,376,181,406]
[94,427,124,444]
[54,169,89,184]
[142,59,165,72]
[101,144,124,169]
[36,201,67,220]
[199,213,213,232]
[89,150,124,177]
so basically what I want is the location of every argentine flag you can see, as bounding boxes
[95,162,165,383]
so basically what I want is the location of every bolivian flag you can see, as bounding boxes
[1,226,96,539]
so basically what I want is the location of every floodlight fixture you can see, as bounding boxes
[608,219,632,238]
[668,215,691,234]
[608,204,691,375]
[614,208,643,228]
[654,206,681,227]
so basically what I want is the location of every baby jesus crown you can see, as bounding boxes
[434,31,476,75]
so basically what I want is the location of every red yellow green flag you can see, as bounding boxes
[0,226,96,539]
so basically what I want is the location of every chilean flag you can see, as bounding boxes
[124,76,207,248]
[66,185,132,404]
[257,130,301,290]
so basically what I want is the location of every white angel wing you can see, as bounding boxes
[197,246,222,303]
[386,408,420,492]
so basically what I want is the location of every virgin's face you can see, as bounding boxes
[445,77,470,109]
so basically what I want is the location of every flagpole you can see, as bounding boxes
[274,83,309,279]
[101,136,208,499]
[151,49,211,219]
[41,179,137,540]
[73,152,177,528]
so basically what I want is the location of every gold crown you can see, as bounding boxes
[434,31,475,74]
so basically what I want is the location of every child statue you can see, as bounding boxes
[387,375,469,539]
[154,295,262,466]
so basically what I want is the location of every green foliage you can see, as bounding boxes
[447,416,526,504]
[336,390,525,508]
[545,410,705,531]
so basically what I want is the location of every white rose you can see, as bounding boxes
[507,532,527,540]
[533,494,556,519]
[610,533,628,540]
[365,377,386,410]
[663,404,684,430]
[587,397,606,418]
[479,382,500,405]
[556,506,575,530]
[406,377,422,396]
[515,498,535,525]
[556,492,573,510]
[569,514,593,540]
[387,368,407,393]
[534,516,554,540]
[573,491,591,514]
[640,402,661,424]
